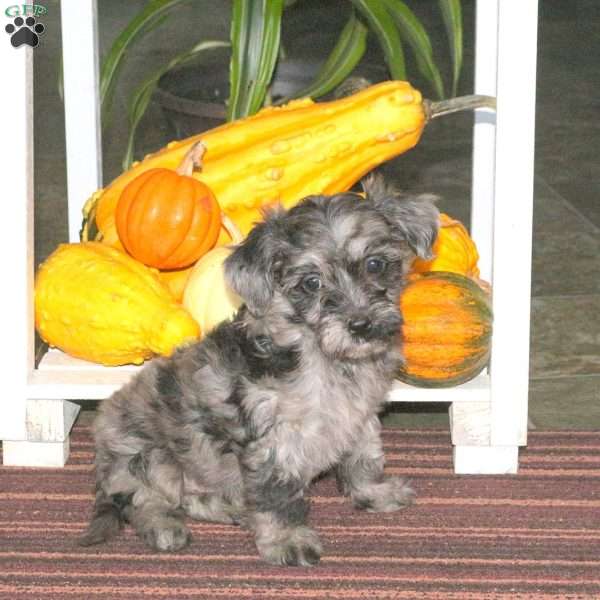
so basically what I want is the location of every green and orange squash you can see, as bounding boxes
[398,272,492,387]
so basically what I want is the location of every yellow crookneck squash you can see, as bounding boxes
[82,81,495,247]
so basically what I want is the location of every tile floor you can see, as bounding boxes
[31,0,599,429]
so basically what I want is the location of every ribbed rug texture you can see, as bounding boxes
[1,423,599,599]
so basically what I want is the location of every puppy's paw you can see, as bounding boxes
[141,518,192,552]
[354,477,415,513]
[258,526,322,567]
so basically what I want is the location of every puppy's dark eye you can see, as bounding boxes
[302,274,322,293]
[366,256,387,274]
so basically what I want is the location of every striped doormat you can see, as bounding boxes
[1,423,599,599]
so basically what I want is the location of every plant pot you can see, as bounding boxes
[154,51,387,139]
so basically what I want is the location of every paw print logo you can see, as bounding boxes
[5,16,45,48]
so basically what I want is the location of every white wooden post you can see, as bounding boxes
[469,0,498,283]
[452,0,538,473]
[0,8,34,446]
[489,0,537,447]
[1,0,102,466]
[60,0,102,242]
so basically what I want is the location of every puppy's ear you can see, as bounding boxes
[362,174,439,259]
[224,212,286,316]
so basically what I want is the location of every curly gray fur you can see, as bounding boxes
[79,175,439,567]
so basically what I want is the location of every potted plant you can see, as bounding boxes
[98,0,463,170]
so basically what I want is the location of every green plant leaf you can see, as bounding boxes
[438,0,463,96]
[290,11,368,100]
[228,0,285,120]
[100,0,190,124]
[350,0,406,80]
[381,0,445,99]
[122,40,229,170]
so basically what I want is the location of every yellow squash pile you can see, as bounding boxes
[35,81,493,382]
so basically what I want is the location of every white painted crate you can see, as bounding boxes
[0,0,539,472]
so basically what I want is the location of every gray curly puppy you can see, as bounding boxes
[79,175,439,567]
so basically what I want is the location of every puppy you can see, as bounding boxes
[79,175,439,566]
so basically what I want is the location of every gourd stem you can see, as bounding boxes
[424,95,496,121]
[176,141,207,176]
[221,213,244,245]
[176,140,243,245]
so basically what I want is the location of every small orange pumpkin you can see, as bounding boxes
[116,142,221,270]
[411,213,480,278]
[398,272,492,388]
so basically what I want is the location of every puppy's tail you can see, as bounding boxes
[78,488,132,546]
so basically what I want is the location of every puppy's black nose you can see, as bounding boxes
[348,317,372,336]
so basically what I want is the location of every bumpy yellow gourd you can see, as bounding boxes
[82,81,428,245]
[35,242,200,366]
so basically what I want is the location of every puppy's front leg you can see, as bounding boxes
[243,446,322,567]
[336,416,415,512]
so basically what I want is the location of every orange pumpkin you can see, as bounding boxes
[116,143,221,270]
[398,272,492,388]
[411,213,480,278]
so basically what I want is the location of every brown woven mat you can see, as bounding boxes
[1,424,599,599]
